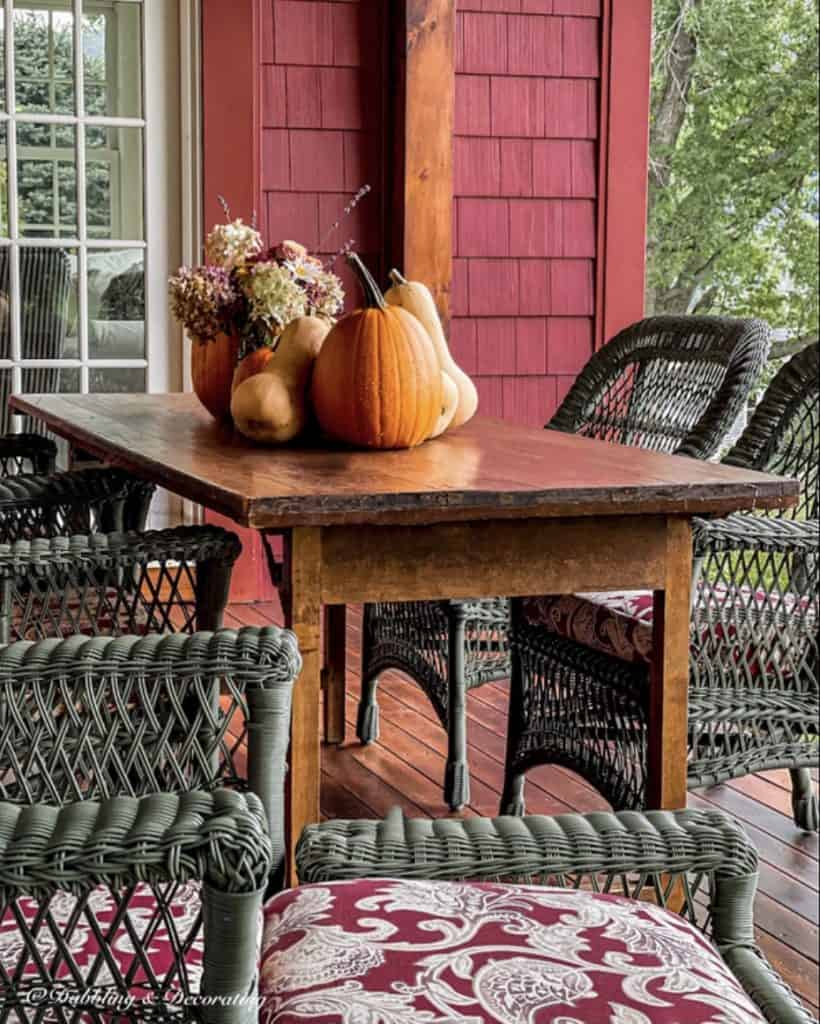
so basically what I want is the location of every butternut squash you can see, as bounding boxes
[431,370,459,438]
[385,270,479,430]
[231,316,330,444]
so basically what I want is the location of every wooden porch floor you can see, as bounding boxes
[226,600,819,1017]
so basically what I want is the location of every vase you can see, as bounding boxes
[191,331,239,421]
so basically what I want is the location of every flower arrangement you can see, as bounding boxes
[169,188,369,423]
[168,197,355,352]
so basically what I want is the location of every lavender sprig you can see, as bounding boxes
[319,185,371,251]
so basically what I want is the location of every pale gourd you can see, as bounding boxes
[431,370,459,438]
[231,316,330,444]
[385,270,479,430]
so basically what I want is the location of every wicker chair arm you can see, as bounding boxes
[0,789,273,899]
[0,467,141,504]
[692,513,819,557]
[0,525,243,576]
[296,806,757,884]
[722,947,818,1024]
[0,433,58,474]
[0,625,301,684]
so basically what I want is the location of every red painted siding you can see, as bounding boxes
[453,0,601,426]
[258,0,386,305]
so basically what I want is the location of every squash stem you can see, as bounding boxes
[389,269,409,287]
[347,252,387,310]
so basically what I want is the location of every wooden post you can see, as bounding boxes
[322,605,347,745]
[387,0,456,330]
[647,517,693,810]
[284,527,323,883]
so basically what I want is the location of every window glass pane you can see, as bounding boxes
[0,125,8,237]
[14,4,75,115]
[0,14,5,111]
[17,125,77,238]
[90,366,145,393]
[22,365,81,394]
[87,125,143,239]
[0,368,12,434]
[88,247,144,359]
[0,246,10,360]
[83,3,142,119]
[10,246,77,360]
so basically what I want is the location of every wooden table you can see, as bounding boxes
[13,393,798,870]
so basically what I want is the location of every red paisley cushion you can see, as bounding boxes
[259,879,765,1024]
[524,591,656,664]
[523,585,812,672]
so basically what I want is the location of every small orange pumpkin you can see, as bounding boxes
[232,345,275,394]
[311,254,442,449]
[191,330,239,420]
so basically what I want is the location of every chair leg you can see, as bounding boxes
[194,558,233,631]
[790,768,818,831]
[501,770,527,817]
[444,603,470,811]
[356,673,380,744]
[500,597,527,816]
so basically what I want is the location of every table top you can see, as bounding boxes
[12,392,798,529]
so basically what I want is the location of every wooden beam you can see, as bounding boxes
[595,0,654,348]
[388,0,456,331]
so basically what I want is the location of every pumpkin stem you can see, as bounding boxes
[389,269,409,287]
[347,252,387,311]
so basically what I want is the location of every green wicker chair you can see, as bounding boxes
[294,807,816,1024]
[0,625,300,1022]
[359,316,772,810]
[0,433,57,476]
[503,343,818,829]
[0,468,242,640]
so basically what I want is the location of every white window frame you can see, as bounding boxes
[0,0,183,404]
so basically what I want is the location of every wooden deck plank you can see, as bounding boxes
[228,600,819,1013]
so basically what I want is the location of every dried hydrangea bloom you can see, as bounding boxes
[205,218,263,270]
[240,260,308,331]
[168,266,241,340]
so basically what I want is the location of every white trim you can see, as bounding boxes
[0,237,147,247]
[179,0,201,396]
[178,0,202,527]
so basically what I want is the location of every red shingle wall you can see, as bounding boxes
[452,0,601,425]
[258,0,385,306]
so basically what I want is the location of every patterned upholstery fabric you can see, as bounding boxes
[523,587,813,672]
[259,879,766,1024]
[524,591,656,664]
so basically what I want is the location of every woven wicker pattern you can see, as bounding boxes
[0,625,300,1021]
[0,434,57,476]
[551,316,770,457]
[0,468,156,541]
[361,316,771,812]
[0,527,242,641]
[505,343,819,831]
[296,806,816,1024]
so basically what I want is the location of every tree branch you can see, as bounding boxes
[770,334,818,361]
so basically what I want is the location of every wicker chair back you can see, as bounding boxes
[549,316,770,459]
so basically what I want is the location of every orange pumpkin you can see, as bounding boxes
[232,345,274,394]
[311,254,442,449]
[191,331,239,420]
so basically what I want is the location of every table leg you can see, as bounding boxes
[647,517,693,810]
[284,527,323,882]
[323,605,347,745]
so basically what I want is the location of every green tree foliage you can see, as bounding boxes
[647,0,819,358]
[5,10,109,237]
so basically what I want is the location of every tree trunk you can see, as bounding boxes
[646,0,701,314]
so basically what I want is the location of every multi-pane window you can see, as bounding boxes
[0,0,147,435]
